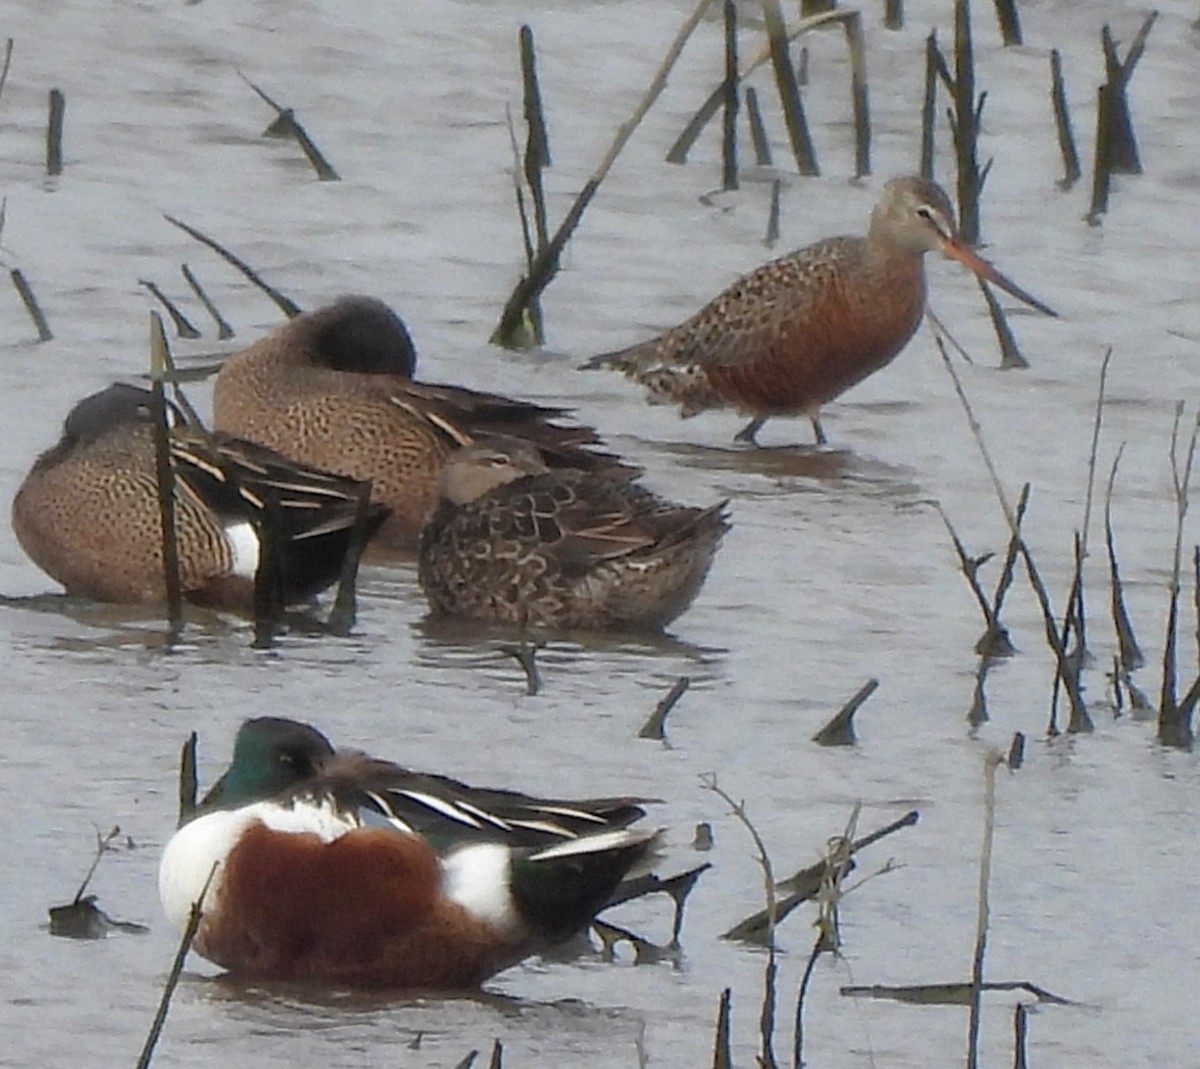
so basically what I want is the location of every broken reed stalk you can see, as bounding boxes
[1049,50,1081,190]
[134,865,217,1069]
[950,0,984,245]
[164,215,302,318]
[721,0,739,192]
[1086,84,1112,225]
[1014,1002,1029,1069]
[149,314,185,639]
[515,26,550,346]
[1080,347,1114,556]
[46,88,65,176]
[919,33,942,180]
[992,0,1022,46]
[936,502,1010,656]
[181,265,235,339]
[1100,15,1157,175]
[502,627,544,696]
[0,38,13,103]
[665,8,850,166]
[712,987,733,1069]
[935,336,1093,732]
[139,280,201,338]
[885,0,903,31]
[639,675,690,739]
[966,751,1003,1069]
[1158,404,1200,747]
[325,482,373,637]
[178,731,198,828]
[10,269,53,340]
[761,0,818,174]
[811,677,877,745]
[1105,444,1144,670]
[240,72,339,180]
[843,11,871,178]
[764,178,782,247]
[252,491,284,650]
[492,0,716,347]
[976,275,1027,369]
[745,87,773,165]
[504,105,538,280]
[703,773,777,940]
[793,810,856,1069]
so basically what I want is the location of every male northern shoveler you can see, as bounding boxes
[418,437,730,632]
[160,717,659,990]
[11,383,387,611]
[585,175,1056,446]
[212,296,631,552]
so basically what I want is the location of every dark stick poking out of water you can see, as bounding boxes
[46,88,65,177]
[811,677,878,745]
[10,268,53,341]
[1049,50,1081,190]
[149,313,185,641]
[242,72,340,180]
[140,280,202,339]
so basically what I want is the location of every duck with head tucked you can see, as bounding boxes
[419,436,729,632]
[160,716,660,990]
[585,175,1056,446]
[11,383,386,611]
[214,296,630,552]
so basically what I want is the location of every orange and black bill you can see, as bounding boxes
[940,237,1058,318]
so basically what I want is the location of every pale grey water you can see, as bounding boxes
[2,1,1200,1066]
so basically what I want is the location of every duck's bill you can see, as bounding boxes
[940,238,1058,318]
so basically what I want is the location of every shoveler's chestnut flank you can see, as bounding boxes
[419,437,730,631]
[160,717,658,990]
[213,296,629,552]
[586,175,1057,445]
[11,384,386,610]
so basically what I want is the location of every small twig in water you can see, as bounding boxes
[639,676,690,740]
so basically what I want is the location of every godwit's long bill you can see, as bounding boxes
[585,175,1056,446]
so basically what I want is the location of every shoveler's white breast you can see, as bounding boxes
[158,799,353,930]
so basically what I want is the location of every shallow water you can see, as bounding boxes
[3,1,1200,1066]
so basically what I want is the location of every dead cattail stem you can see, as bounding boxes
[181,265,235,340]
[721,1,740,191]
[140,280,201,339]
[1049,50,1081,190]
[240,73,340,180]
[966,750,1004,1069]
[46,88,65,176]
[745,87,772,165]
[812,678,877,745]
[761,0,818,174]
[149,313,184,640]
[992,0,1022,46]
[10,268,53,340]
[177,732,198,829]
[1104,445,1143,670]
[764,177,782,247]
[639,676,691,740]
[493,0,716,346]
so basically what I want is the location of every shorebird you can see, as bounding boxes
[585,175,1056,446]
[214,296,631,552]
[419,437,729,632]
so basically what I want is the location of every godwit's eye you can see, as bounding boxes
[916,205,934,219]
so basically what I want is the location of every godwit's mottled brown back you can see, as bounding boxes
[419,438,729,632]
[215,297,629,552]
[587,176,1055,445]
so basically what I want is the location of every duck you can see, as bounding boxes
[160,717,659,990]
[213,295,631,552]
[418,437,729,631]
[11,383,387,611]
[584,175,1056,445]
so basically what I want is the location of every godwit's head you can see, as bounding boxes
[871,175,1057,317]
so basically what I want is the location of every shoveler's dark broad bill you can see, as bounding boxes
[585,175,1057,446]
[159,717,659,990]
[419,437,729,632]
[11,384,386,611]
[213,296,632,552]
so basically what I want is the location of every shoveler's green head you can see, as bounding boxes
[199,717,334,812]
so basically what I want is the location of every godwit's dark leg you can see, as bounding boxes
[734,416,766,446]
[809,413,828,446]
